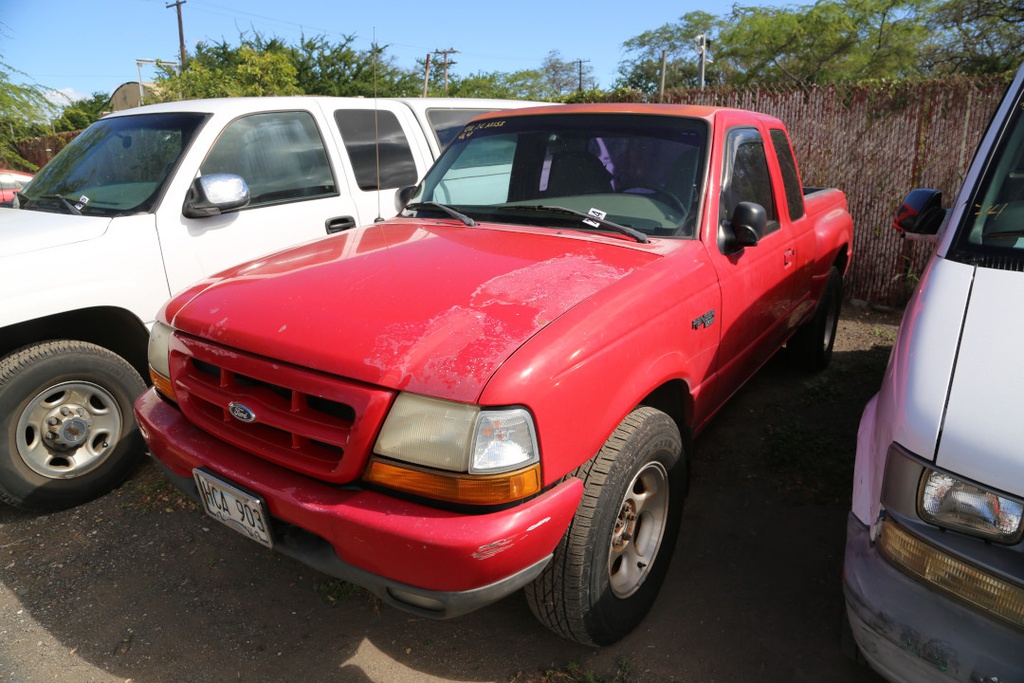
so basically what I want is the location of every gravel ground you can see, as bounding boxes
[0,304,902,683]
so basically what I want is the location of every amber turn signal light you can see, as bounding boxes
[363,458,542,505]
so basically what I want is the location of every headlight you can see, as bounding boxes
[367,393,542,505]
[148,321,176,400]
[374,393,539,474]
[919,468,1024,543]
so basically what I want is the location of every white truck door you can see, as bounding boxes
[157,108,367,295]
[325,100,436,225]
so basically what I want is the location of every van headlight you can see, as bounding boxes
[919,468,1024,543]
[366,393,541,505]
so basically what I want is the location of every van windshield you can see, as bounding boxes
[951,86,1024,261]
[17,113,208,217]
[404,113,709,239]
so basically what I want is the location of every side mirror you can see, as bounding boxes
[183,174,250,219]
[894,189,945,235]
[395,185,418,213]
[720,201,767,253]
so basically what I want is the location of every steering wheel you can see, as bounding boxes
[622,185,688,217]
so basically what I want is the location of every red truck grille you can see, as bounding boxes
[168,333,395,483]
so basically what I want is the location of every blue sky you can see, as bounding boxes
[1,0,734,104]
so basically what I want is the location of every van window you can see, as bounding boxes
[201,111,336,208]
[334,109,418,191]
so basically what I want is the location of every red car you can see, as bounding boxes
[0,170,33,204]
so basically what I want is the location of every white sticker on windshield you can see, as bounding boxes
[584,207,606,228]
[75,196,90,211]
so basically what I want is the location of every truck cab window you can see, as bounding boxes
[200,111,336,208]
[721,128,778,234]
[770,128,805,221]
[334,109,418,191]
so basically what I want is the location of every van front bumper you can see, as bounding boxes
[843,513,1024,682]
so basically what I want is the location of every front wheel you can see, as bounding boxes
[525,406,685,645]
[0,341,147,511]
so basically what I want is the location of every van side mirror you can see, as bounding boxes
[894,189,945,235]
[720,201,767,253]
[183,174,250,219]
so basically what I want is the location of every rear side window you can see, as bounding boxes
[721,127,778,232]
[201,111,336,208]
[334,109,418,190]
[770,129,805,220]
[426,108,492,149]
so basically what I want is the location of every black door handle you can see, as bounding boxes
[325,216,356,233]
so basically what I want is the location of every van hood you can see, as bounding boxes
[168,220,660,403]
[0,207,111,257]
[936,266,1024,495]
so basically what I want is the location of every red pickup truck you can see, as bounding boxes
[135,103,852,645]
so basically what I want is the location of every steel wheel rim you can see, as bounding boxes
[15,381,123,479]
[608,460,670,598]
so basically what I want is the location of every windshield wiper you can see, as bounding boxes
[506,205,649,244]
[31,194,84,216]
[405,202,476,227]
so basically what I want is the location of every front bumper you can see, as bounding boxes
[843,513,1024,682]
[135,388,583,619]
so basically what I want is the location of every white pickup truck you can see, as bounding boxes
[0,95,540,511]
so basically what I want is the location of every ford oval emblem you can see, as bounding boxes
[228,402,256,423]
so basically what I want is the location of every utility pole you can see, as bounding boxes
[166,0,187,66]
[422,53,432,97]
[694,33,713,90]
[659,50,667,103]
[575,58,591,92]
[433,48,458,92]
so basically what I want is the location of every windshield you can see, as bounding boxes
[405,113,709,238]
[950,86,1024,262]
[18,112,208,217]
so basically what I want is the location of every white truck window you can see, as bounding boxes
[200,111,336,207]
[333,109,418,191]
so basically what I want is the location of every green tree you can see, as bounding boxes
[0,56,53,170]
[923,0,1024,75]
[155,42,300,100]
[291,36,419,97]
[716,0,930,86]
[540,50,596,98]
[51,92,111,133]
[616,12,725,94]
[442,69,551,100]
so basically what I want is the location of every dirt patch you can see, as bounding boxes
[0,305,900,683]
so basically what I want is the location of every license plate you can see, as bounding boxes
[193,469,273,548]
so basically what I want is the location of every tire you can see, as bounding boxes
[788,266,842,372]
[0,341,147,511]
[525,406,685,646]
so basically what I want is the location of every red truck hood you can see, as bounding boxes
[168,220,659,403]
